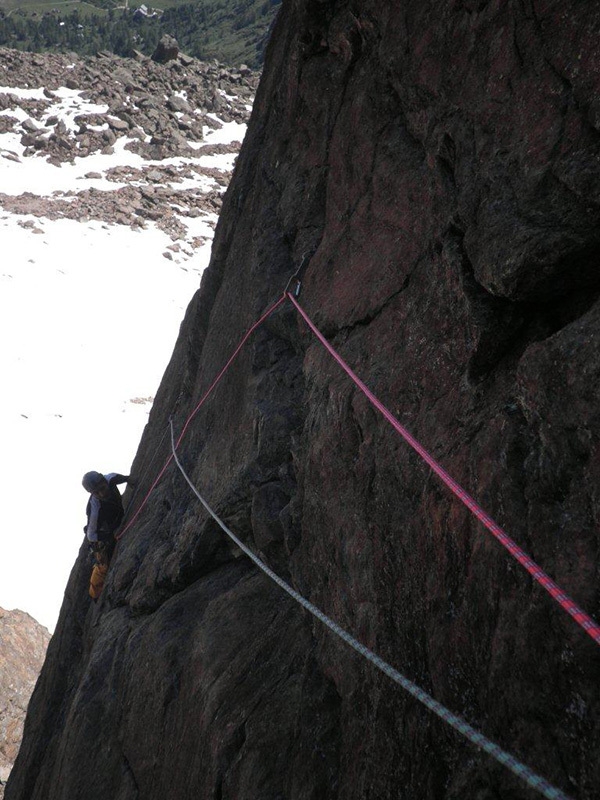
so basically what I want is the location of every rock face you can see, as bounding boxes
[0,609,50,797]
[6,3,600,800]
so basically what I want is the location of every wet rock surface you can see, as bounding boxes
[7,3,600,800]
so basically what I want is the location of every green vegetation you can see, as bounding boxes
[0,0,281,67]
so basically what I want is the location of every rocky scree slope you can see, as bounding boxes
[0,46,258,242]
[7,2,600,800]
[0,609,50,799]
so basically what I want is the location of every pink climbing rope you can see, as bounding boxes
[117,295,286,540]
[286,291,600,647]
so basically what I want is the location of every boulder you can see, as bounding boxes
[0,609,50,793]
[167,95,191,114]
[151,35,179,65]
[20,118,40,133]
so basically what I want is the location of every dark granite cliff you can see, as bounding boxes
[7,2,600,799]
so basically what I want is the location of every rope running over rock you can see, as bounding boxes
[118,286,599,644]
[169,420,571,800]
[286,291,600,647]
[116,295,286,540]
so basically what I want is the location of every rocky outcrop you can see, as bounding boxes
[151,35,180,65]
[0,609,50,797]
[6,3,600,800]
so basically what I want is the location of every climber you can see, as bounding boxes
[82,471,131,600]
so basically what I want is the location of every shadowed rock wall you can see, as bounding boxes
[7,2,600,799]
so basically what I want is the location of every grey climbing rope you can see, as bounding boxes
[168,420,571,800]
